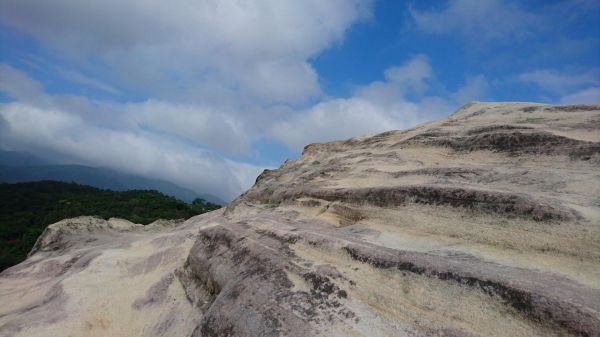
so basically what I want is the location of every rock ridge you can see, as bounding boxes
[1,102,599,337]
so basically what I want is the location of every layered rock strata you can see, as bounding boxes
[1,102,599,337]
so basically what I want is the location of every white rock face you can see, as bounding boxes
[1,102,599,337]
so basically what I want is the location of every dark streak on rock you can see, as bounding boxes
[285,185,575,222]
[396,130,600,160]
[342,244,600,337]
[132,273,175,309]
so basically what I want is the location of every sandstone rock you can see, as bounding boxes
[1,102,599,337]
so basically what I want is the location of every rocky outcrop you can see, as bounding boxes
[1,102,599,337]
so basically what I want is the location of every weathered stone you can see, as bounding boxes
[1,102,599,337]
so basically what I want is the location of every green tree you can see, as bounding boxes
[0,181,221,271]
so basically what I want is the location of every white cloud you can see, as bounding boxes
[0,2,505,200]
[0,99,264,201]
[410,0,540,42]
[237,60,320,104]
[0,2,375,198]
[0,63,45,101]
[271,55,485,150]
[0,0,372,103]
[560,87,600,104]
[517,68,600,94]
[0,0,374,200]
[271,97,407,150]
[452,75,489,103]
[383,54,433,94]
[353,54,434,104]
[0,64,263,201]
[122,100,251,155]
[517,67,600,104]
[54,67,118,94]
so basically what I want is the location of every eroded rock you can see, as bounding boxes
[1,102,600,337]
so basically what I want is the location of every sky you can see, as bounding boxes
[0,0,599,201]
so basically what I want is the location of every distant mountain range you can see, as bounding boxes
[0,150,225,205]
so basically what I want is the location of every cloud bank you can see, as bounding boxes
[0,64,264,200]
[0,1,373,200]
[0,0,597,200]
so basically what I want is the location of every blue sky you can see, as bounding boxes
[0,0,599,200]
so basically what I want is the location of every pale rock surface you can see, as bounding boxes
[1,102,599,337]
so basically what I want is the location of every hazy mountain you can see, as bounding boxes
[0,150,49,167]
[0,150,225,204]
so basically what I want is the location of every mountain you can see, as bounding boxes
[0,151,225,205]
[1,102,599,337]
[0,150,49,167]
[0,181,220,271]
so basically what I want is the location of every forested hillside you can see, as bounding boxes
[0,181,220,271]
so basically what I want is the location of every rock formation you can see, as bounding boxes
[1,102,599,337]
